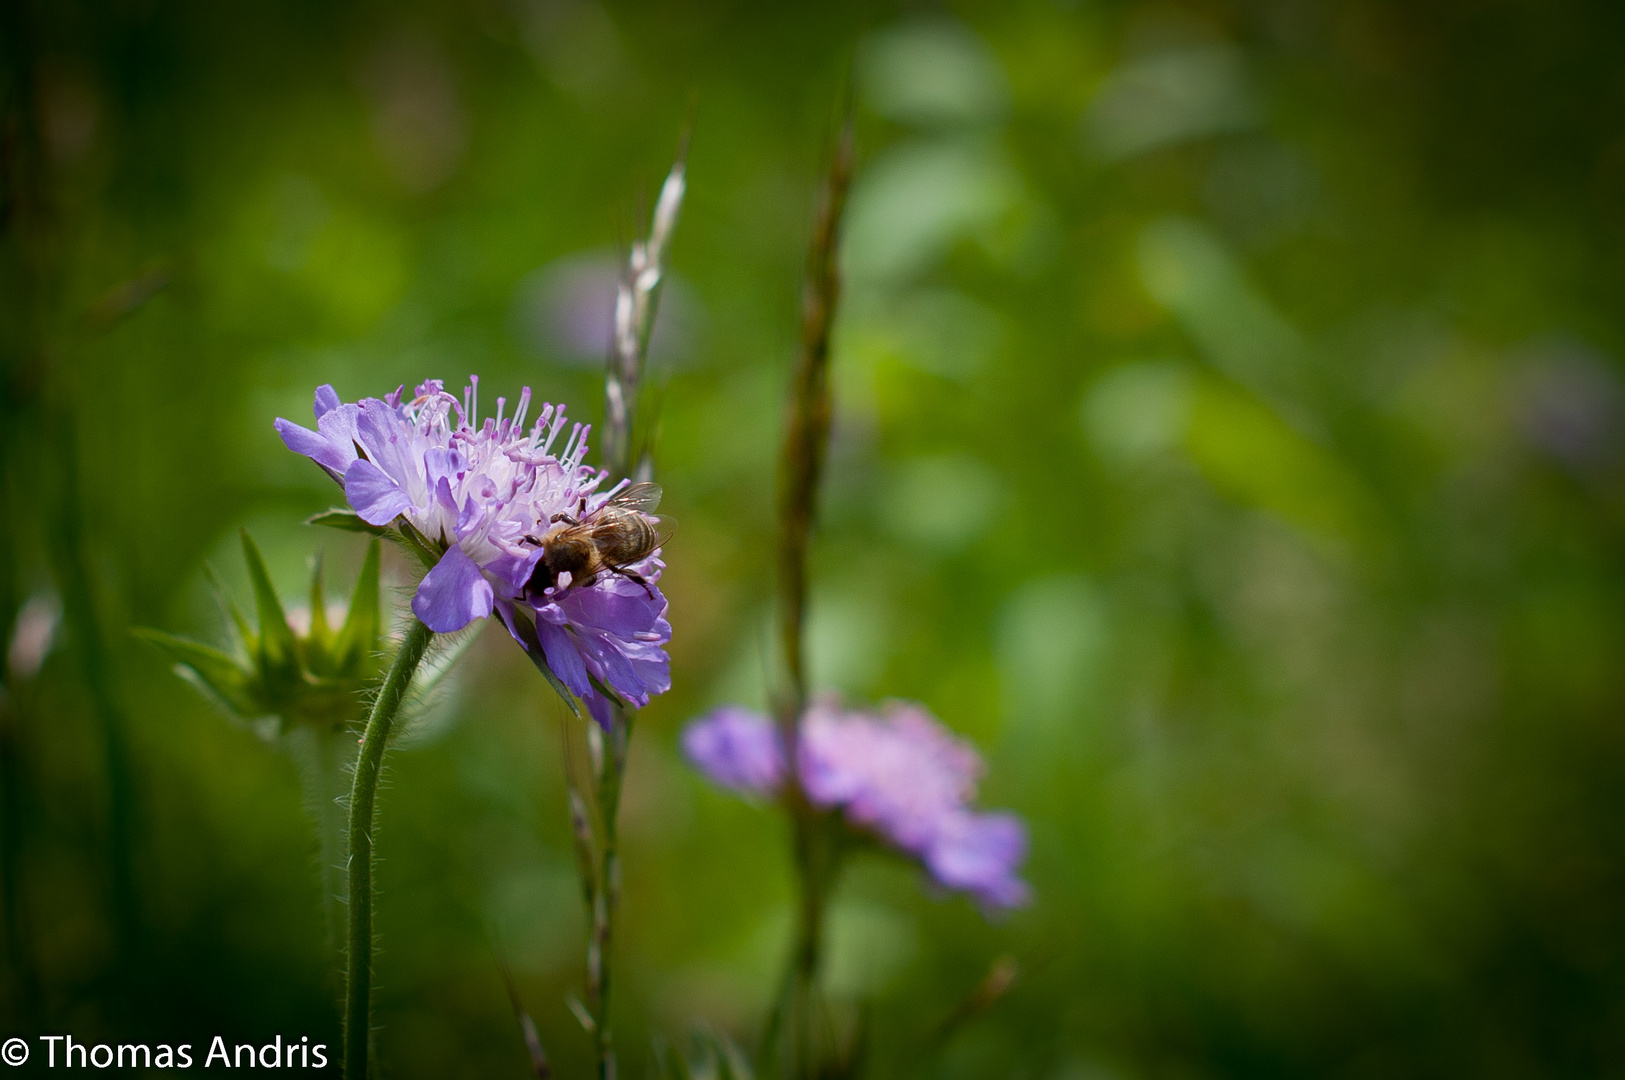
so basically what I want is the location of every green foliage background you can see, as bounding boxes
[4,1,1625,1076]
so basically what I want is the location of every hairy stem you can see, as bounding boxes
[344,618,434,1080]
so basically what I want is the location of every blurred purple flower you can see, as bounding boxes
[682,699,1030,911]
[1513,339,1624,474]
[276,378,670,725]
[680,705,786,793]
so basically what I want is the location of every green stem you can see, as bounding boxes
[344,618,434,1080]
[757,828,839,1080]
[785,817,840,1080]
[588,704,633,1080]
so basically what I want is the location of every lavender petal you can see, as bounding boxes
[536,616,591,698]
[411,544,494,633]
[314,384,342,419]
[681,707,784,796]
[343,459,415,525]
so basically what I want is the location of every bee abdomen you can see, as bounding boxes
[599,514,658,565]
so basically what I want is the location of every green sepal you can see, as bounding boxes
[287,674,372,730]
[240,529,302,691]
[306,507,389,536]
[394,518,441,569]
[204,562,255,657]
[334,539,380,674]
[306,551,331,659]
[132,628,262,717]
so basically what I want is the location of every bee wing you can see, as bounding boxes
[605,481,662,514]
[583,510,673,556]
[649,514,676,548]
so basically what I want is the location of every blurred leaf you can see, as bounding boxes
[843,140,1020,284]
[1086,46,1257,160]
[1137,217,1308,414]
[83,263,172,334]
[1185,378,1375,544]
[1081,360,1193,464]
[859,20,1009,127]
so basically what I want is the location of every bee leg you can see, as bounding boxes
[549,513,580,525]
[617,568,655,599]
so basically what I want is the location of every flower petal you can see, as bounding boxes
[484,548,544,596]
[584,689,615,732]
[562,585,669,641]
[354,398,419,492]
[536,616,590,697]
[274,418,345,473]
[344,459,416,525]
[627,651,672,697]
[411,544,494,633]
[314,384,342,419]
[493,597,527,649]
[925,812,1031,910]
[682,707,784,795]
[573,627,648,705]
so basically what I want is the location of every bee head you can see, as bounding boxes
[525,559,557,597]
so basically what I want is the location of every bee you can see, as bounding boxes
[524,482,665,595]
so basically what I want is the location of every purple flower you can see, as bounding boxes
[276,378,671,724]
[679,706,786,794]
[682,699,1030,911]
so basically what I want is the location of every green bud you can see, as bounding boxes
[136,532,386,735]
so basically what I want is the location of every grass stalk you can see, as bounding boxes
[566,137,687,1080]
[49,418,142,965]
[768,105,856,1080]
